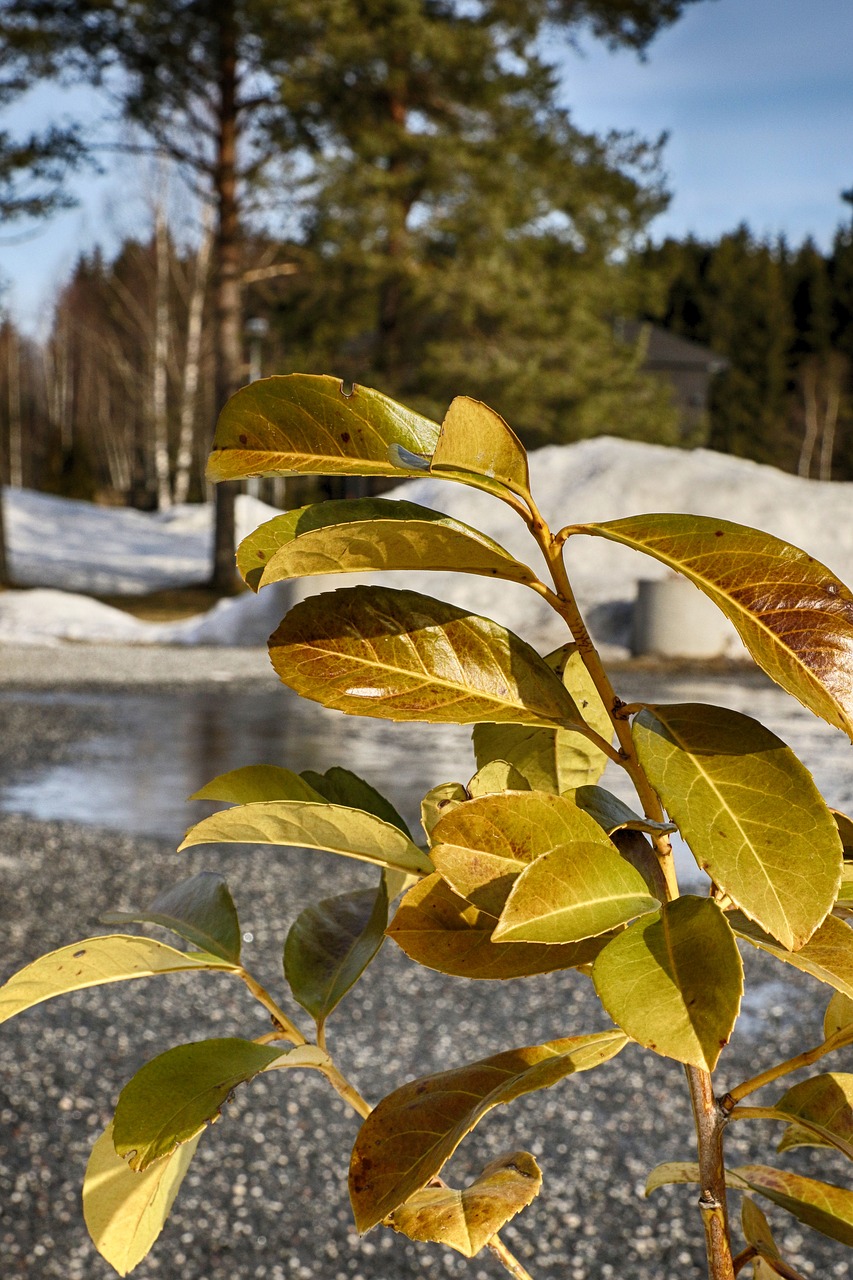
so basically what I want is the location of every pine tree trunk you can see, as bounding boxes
[209,0,242,593]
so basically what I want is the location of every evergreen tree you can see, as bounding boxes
[273,0,686,446]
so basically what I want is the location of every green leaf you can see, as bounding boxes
[576,514,853,742]
[284,879,389,1029]
[732,912,853,1000]
[112,1039,326,1171]
[773,1073,853,1155]
[472,645,612,793]
[101,872,242,965]
[592,896,743,1070]
[387,1150,542,1258]
[0,936,238,1025]
[430,790,612,917]
[236,498,538,593]
[824,991,853,1039]
[430,397,530,494]
[572,785,677,838]
[269,586,584,729]
[349,1029,627,1232]
[387,872,610,978]
[190,765,322,805]
[466,761,532,797]
[83,1122,201,1277]
[207,374,440,482]
[300,765,410,835]
[179,800,433,876]
[386,873,609,979]
[421,782,468,839]
[493,842,659,944]
[734,1164,853,1247]
[633,704,842,950]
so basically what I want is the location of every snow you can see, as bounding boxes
[2,436,853,651]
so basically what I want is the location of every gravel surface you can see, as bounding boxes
[1,685,852,1280]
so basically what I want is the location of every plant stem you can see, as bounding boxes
[238,968,307,1045]
[527,511,679,900]
[487,1235,537,1280]
[686,1066,736,1280]
[721,1022,853,1110]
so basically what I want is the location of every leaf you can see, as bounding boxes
[644,1162,750,1195]
[472,645,612,793]
[300,765,410,836]
[284,879,389,1028]
[421,782,468,839]
[833,809,853,856]
[83,1122,201,1277]
[430,790,613,917]
[592,896,743,1070]
[269,586,584,729]
[576,514,853,741]
[236,498,538,593]
[734,1164,853,1247]
[349,1029,627,1231]
[101,872,241,964]
[179,800,433,876]
[742,1197,783,1263]
[0,936,238,1025]
[431,397,530,494]
[207,374,441,482]
[493,842,659,944]
[835,864,853,907]
[466,761,531,797]
[112,1038,326,1171]
[190,765,322,805]
[633,704,842,950]
[572,785,677,837]
[824,991,853,1039]
[773,1073,853,1155]
[387,1151,542,1257]
[731,912,853,1000]
[386,873,609,980]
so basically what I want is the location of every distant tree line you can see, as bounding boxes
[644,211,853,480]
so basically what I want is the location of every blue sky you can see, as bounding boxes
[3,0,853,335]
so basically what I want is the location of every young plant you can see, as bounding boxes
[3,374,853,1280]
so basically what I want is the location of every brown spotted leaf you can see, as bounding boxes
[387,873,610,980]
[207,375,440,481]
[387,1151,542,1257]
[576,514,853,741]
[269,586,583,729]
[349,1030,627,1231]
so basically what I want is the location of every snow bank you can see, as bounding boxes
[1,438,852,651]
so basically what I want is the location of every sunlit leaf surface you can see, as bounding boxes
[207,375,440,481]
[732,912,853,999]
[387,873,609,979]
[0,936,238,1025]
[633,703,842,949]
[236,498,537,592]
[431,396,530,494]
[576,514,853,740]
[270,586,583,728]
[734,1165,853,1247]
[83,1123,201,1276]
[592,897,743,1070]
[387,1151,542,1257]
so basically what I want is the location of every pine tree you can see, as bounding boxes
[273,0,688,446]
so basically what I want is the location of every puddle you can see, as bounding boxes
[1,672,850,856]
